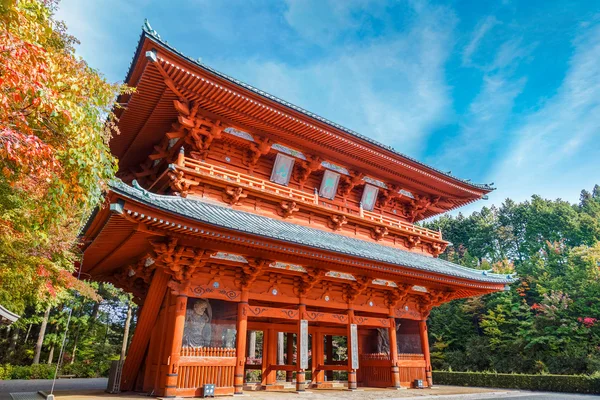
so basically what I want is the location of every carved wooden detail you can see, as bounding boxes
[370,226,389,241]
[167,169,199,197]
[328,214,348,231]
[414,289,454,318]
[377,185,402,208]
[294,267,326,296]
[222,185,247,205]
[385,284,411,308]
[278,200,299,219]
[293,155,322,186]
[405,195,441,222]
[343,275,370,303]
[149,237,216,282]
[405,235,421,249]
[109,257,157,304]
[237,258,272,289]
[430,242,447,258]
[338,171,364,197]
[173,99,225,160]
[243,137,271,168]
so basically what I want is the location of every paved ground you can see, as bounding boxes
[0,378,107,400]
[0,379,599,400]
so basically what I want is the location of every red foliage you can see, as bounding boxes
[578,317,597,328]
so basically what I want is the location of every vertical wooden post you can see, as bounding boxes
[261,327,269,387]
[265,329,277,386]
[296,303,307,392]
[286,333,294,382]
[419,320,432,387]
[314,331,324,386]
[234,290,248,394]
[388,314,401,389]
[325,335,333,381]
[163,292,188,397]
[121,269,170,391]
[347,308,357,390]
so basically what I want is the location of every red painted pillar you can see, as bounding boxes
[314,331,325,386]
[265,328,277,386]
[234,290,248,394]
[261,327,269,387]
[419,320,433,387]
[163,293,188,397]
[121,269,170,391]
[388,315,401,389]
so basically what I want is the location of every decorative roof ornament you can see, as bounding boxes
[143,19,161,39]
[131,179,151,198]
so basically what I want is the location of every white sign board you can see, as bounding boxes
[350,323,359,370]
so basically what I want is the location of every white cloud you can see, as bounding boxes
[462,16,499,66]
[489,22,600,204]
[216,1,457,157]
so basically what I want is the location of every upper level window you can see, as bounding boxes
[361,184,379,211]
[319,169,340,200]
[270,153,295,186]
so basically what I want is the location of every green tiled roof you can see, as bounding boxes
[110,180,515,285]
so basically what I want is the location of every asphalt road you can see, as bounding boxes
[0,378,107,400]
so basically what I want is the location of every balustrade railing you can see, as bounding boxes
[360,352,391,361]
[179,157,442,241]
[180,346,236,357]
[177,346,236,391]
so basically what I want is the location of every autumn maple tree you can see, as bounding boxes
[0,0,129,313]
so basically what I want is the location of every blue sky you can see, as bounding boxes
[56,0,600,214]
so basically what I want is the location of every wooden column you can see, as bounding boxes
[234,290,249,394]
[325,335,333,381]
[419,320,433,387]
[313,332,324,386]
[347,308,357,391]
[286,333,294,382]
[265,329,277,386]
[121,269,170,391]
[388,315,401,389]
[261,327,269,387]
[163,293,188,397]
[296,303,307,392]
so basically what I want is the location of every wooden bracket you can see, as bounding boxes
[293,155,322,186]
[328,214,348,231]
[222,185,247,205]
[278,200,300,219]
[370,226,389,241]
[338,171,364,197]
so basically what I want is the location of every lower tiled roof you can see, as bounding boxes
[111,180,516,285]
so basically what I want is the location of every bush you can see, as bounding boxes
[3,364,56,380]
[0,362,107,380]
[0,364,13,380]
[433,371,600,394]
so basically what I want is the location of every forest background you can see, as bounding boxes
[1,0,600,381]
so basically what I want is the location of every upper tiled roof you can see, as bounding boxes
[124,20,494,193]
[111,180,515,285]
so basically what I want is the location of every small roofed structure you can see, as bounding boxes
[0,304,20,326]
[79,20,515,397]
